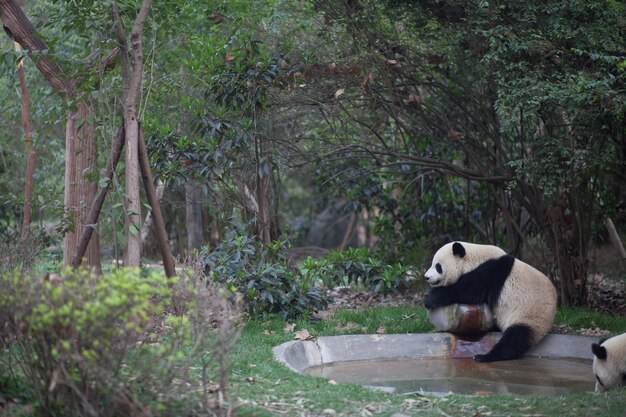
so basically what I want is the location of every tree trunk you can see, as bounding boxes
[606,218,626,262]
[71,124,125,269]
[185,179,204,253]
[1,1,101,271]
[339,212,357,250]
[14,42,35,237]
[141,180,165,244]
[137,128,176,278]
[123,116,142,267]
[112,0,152,267]
[546,205,588,307]
[63,100,101,273]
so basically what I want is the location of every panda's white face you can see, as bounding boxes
[424,242,465,287]
[592,334,626,392]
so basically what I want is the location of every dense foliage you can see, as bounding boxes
[300,247,412,295]
[300,0,626,305]
[201,231,330,320]
[0,0,624,304]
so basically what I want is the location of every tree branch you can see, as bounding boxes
[0,0,69,93]
[128,0,152,107]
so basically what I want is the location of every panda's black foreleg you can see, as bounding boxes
[474,325,533,362]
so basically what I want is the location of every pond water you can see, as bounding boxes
[306,356,595,396]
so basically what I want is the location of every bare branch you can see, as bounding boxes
[111,2,131,101]
[128,0,152,107]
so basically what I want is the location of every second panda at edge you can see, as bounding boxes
[424,241,557,362]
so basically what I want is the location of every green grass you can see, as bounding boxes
[2,304,624,416]
[556,307,626,334]
[225,306,626,416]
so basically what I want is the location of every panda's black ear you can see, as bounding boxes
[452,242,466,258]
[592,343,607,360]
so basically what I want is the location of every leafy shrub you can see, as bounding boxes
[300,247,412,295]
[0,266,239,417]
[0,229,51,275]
[201,235,330,320]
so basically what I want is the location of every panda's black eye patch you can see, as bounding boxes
[435,263,442,274]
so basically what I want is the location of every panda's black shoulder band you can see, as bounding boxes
[439,255,514,308]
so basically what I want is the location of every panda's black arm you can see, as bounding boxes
[425,255,515,309]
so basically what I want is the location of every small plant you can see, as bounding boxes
[0,228,51,275]
[300,247,412,295]
[201,234,330,320]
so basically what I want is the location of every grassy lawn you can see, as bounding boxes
[227,306,626,417]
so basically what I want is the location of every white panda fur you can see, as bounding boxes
[424,241,557,362]
[592,332,626,392]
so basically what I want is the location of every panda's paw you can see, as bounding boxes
[424,294,437,309]
[424,289,444,309]
[473,354,491,362]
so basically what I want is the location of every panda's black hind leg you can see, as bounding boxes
[474,325,533,362]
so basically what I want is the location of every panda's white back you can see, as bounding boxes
[495,258,557,344]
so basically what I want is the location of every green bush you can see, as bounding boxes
[0,268,170,415]
[300,247,412,295]
[201,235,330,320]
[0,266,238,417]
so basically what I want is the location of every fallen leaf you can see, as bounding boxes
[328,379,337,385]
[473,390,495,396]
[208,13,224,24]
[407,93,421,106]
[448,129,462,140]
[224,53,235,63]
[244,377,255,383]
[387,59,398,65]
[336,321,359,332]
[334,88,345,99]
[362,73,373,88]
[283,322,296,333]
[263,330,275,335]
[294,329,313,341]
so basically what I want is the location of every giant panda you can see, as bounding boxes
[424,241,557,362]
[591,332,626,392]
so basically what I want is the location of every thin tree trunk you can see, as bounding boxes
[185,179,204,252]
[138,128,175,278]
[606,218,626,262]
[140,180,165,244]
[339,212,358,251]
[14,42,35,237]
[123,117,142,267]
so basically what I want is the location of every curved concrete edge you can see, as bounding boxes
[273,333,597,374]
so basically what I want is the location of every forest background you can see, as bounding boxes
[1,0,625,309]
